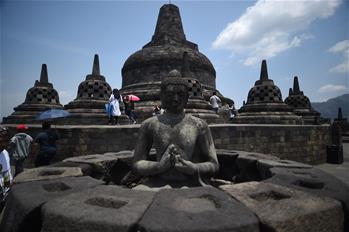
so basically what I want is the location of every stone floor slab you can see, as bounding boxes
[0,176,103,232]
[14,167,83,184]
[264,167,349,231]
[221,181,344,232]
[41,185,155,232]
[138,186,259,232]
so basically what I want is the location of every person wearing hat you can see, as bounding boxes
[8,124,34,176]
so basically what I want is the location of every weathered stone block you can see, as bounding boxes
[138,187,259,232]
[264,167,349,231]
[216,149,239,181]
[49,161,94,176]
[41,186,155,232]
[234,151,279,182]
[14,167,83,184]
[0,176,103,232]
[257,159,312,179]
[221,182,343,232]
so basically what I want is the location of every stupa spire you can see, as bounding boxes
[293,76,300,94]
[86,54,105,81]
[92,54,100,75]
[149,4,186,46]
[289,88,293,96]
[40,64,49,84]
[260,60,269,81]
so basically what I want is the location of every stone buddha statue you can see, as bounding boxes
[132,70,219,190]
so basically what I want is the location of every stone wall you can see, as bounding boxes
[5,124,331,166]
[210,124,331,164]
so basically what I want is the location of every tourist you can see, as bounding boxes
[109,88,122,125]
[8,124,34,176]
[124,95,137,124]
[152,104,164,116]
[209,91,221,114]
[132,70,219,190]
[34,122,59,167]
[228,102,237,120]
[0,126,12,203]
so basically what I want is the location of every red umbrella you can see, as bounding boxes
[126,94,140,101]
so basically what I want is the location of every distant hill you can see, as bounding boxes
[312,94,349,119]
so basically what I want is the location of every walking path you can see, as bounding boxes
[316,142,349,186]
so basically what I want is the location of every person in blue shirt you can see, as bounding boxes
[34,122,59,167]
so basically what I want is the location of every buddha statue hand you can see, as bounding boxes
[174,156,197,175]
[158,144,177,172]
[170,146,197,175]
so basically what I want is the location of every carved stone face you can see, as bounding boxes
[161,84,188,114]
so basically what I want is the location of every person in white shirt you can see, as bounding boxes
[209,92,221,114]
[0,126,12,197]
[109,89,122,125]
[8,124,34,176]
[228,102,237,120]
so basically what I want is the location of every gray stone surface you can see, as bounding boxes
[14,167,83,184]
[257,159,312,179]
[215,149,239,181]
[264,167,349,231]
[63,154,118,165]
[0,176,103,232]
[234,151,280,182]
[138,187,259,232]
[41,185,155,232]
[63,154,120,180]
[49,161,94,176]
[221,182,344,232]
[63,152,135,183]
[316,142,349,186]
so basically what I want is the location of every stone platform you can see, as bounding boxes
[1,149,348,232]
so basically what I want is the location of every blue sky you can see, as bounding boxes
[1,0,348,120]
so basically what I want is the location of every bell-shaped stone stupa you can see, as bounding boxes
[64,54,113,125]
[120,4,228,123]
[2,64,63,124]
[285,76,321,124]
[180,52,223,123]
[233,60,302,124]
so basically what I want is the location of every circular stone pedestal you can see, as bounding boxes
[2,149,348,232]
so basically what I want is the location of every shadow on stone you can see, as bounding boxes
[39,170,64,176]
[84,197,128,209]
[249,190,291,202]
[42,182,71,192]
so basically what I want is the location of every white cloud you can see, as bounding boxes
[328,40,349,73]
[212,0,342,66]
[58,90,74,105]
[318,84,347,93]
[328,40,349,53]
